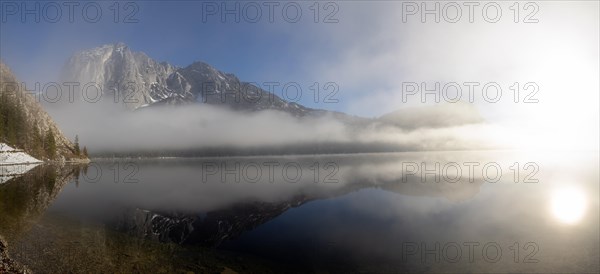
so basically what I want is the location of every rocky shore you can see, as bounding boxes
[0,236,30,274]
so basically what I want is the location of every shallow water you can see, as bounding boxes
[0,151,598,273]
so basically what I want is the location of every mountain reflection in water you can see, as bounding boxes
[0,151,598,273]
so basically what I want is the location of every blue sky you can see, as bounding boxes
[1,1,350,112]
[1,0,599,151]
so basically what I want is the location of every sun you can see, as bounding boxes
[550,187,587,225]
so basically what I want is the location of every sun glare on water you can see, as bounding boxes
[550,187,587,225]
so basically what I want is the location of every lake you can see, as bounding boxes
[0,151,598,273]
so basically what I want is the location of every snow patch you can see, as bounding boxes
[0,143,43,166]
[0,143,41,184]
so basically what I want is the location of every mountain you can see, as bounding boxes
[0,62,87,162]
[61,43,178,110]
[61,43,315,116]
[58,43,488,156]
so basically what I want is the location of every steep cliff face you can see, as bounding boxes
[0,62,85,161]
[61,43,180,110]
[61,43,314,116]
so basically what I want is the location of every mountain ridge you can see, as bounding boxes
[61,43,321,117]
[53,43,488,156]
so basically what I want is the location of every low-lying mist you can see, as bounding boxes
[44,100,508,156]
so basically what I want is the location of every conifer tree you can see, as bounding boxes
[45,130,57,159]
[74,135,80,155]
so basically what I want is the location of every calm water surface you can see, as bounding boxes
[0,151,598,273]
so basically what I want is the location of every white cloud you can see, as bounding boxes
[304,1,599,150]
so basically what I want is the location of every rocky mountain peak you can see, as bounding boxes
[61,43,178,109]
[61,43,313,116]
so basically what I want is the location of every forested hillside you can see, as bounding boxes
[0,62,87,161]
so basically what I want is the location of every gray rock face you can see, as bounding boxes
[176,61,312,115]
[61,43,180,109]
[62,43,313,116]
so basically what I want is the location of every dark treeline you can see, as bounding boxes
[1,62,89,162]
[0,91,89,160]
[0,92,57,159]
[89,142,421,158]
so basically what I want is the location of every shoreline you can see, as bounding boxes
[0,235,30,274]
